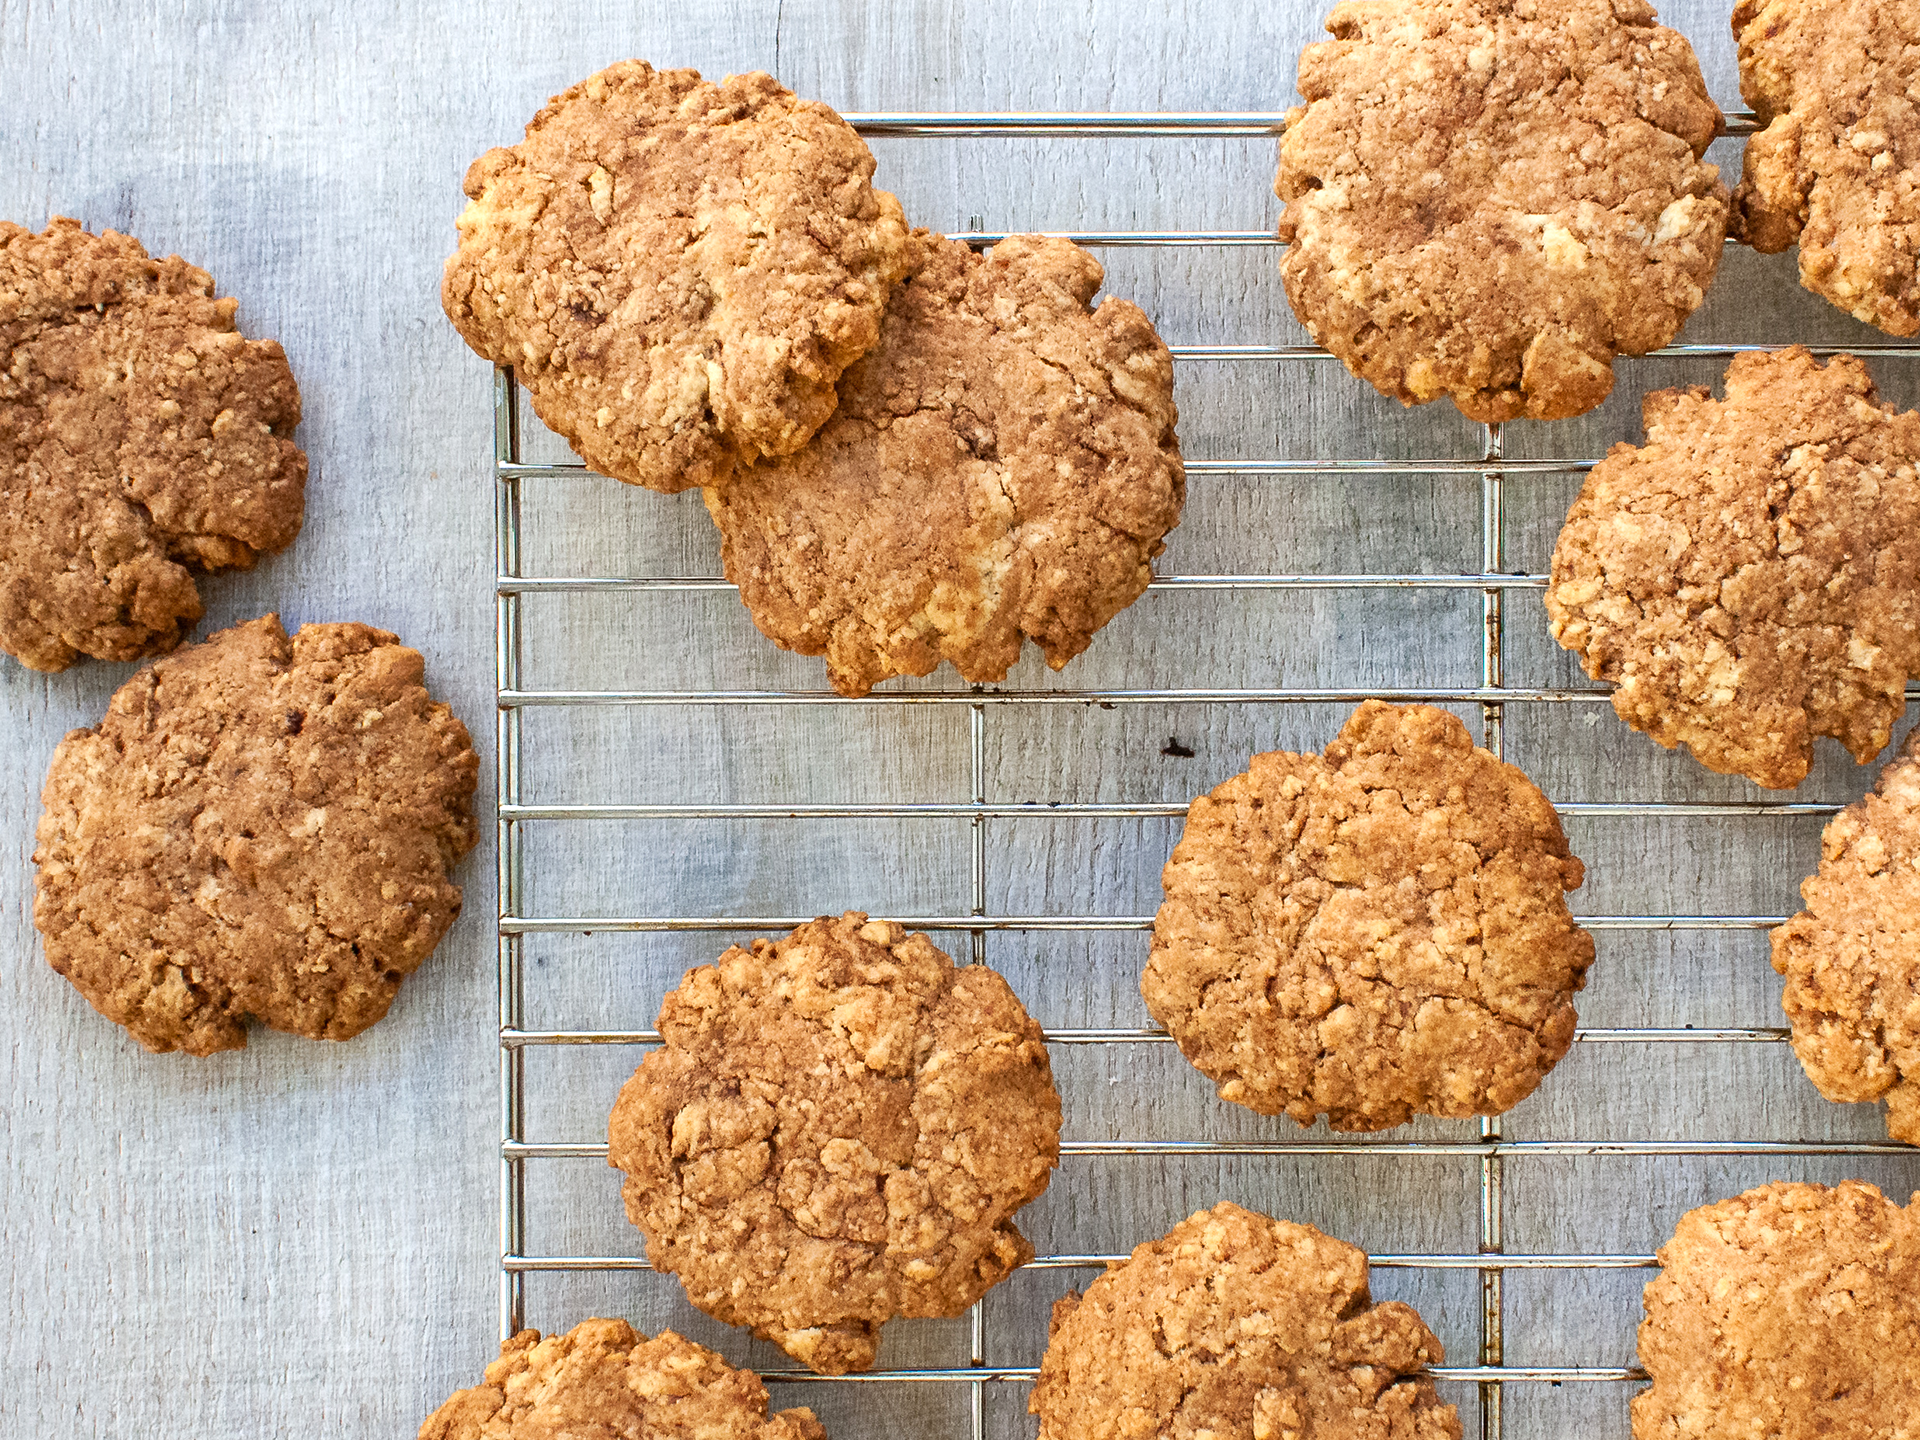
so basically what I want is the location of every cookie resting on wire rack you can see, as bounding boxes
[1143,700,1594,1132]
[607,912,1061,1375]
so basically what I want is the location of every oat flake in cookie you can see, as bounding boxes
[607,912,1061,1375]
[1276,0,1728,422]
[1547,347,1920,790]
[443,60,910,494]
[1634,1181,1920,1439]
[419,1318,825,1440]
[33,614,479,1055]
[706,230,1184,697]
[1143,701,1594,1132]
[0,218,306,671]
[1030,1202,1461,1440]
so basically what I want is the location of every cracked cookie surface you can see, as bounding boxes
[1634,1181,1920,1439]
[1030,1202,1461,1440]
[1143,701,1593,1132]
[33,614,479,1055]
[1771,728,1920,1143]
[1547,346,1920,790]
[705,230,1184,697]
[607,912,1061,1374]
[1276,0,1728,422]
[443,60,909,493]
[1735,0,1920,334]
[0,217,306,671]
[419,1318,827,1440]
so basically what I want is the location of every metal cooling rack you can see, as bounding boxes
[493,109,1920,1440]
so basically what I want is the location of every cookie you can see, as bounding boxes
[33,614,479,1055]
[1547,347,1920,790]
[443,60,910,494]
[1634,1181,1920,1438]
[705,230,1183,697]
[1735,0,1920,334]
[606,912,1061,1375]
[1029,1202,1461,1440]
[1770,728,1920,1143]
[1143,700,1593,1132]
[1276,0,1728,422]
[419,1318,826,1440]
[0,217,306,671]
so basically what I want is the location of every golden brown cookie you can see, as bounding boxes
[1143,701,1593,1132]
[1634,1181,1920,1439]
[33,614,479,1055]
[443,60,910,494]
[1770,729,1920,1143]
[1735,0,1920,334]
[1029,1202,1461,1440]
[607,912,1061,1375]
[1276,0,1728,422]
[419,1318,826,1440]
[705,230,1184,697]
[0,217,306,671]
[1547,347,1920,790]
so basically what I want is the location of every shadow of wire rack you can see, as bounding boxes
[490,110,1920,1439]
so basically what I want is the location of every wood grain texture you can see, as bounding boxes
[1,1,1915,1437]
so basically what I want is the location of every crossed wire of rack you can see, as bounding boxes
[492,109,1920,1439]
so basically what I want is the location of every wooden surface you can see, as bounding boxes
[3,2,1917,1436]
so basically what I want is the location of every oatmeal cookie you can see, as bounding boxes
[1735,0,1920,334]
[1634,1181,1920,1439]
[1547,347,1920,790]
[607,912,1061,1374]
[1029,1202,1461,1440]
[1770,728,1920,1143]
[1276,0,1728,422]
[443,60,910,493]
[419,1318,826,1440]
[33,614,479,1055]
[706,230,1183,697]
[0,217,306,671]
[1143,700,1593,1132]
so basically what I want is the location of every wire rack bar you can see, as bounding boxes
[504,1138,1914,1161]
[498,913,1786,934]
[841,109,1762,139]
[494,801,1840,820]
[501,1252,1658,1273]
[497,571,1554,593]
[499,1026,1790,1048]
[766,1364,1644,1385]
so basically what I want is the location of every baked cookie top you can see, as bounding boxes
[1634,1181,1920,1439]
[443,60,910,493]
[706,230,1184,697]
[1276,0,1728,422]
[32,614,479,1055]
[0,218,306,671]
[1771,728,1920,1143]
[1735,0,1920,334]
[1143,701,1593,1132]
[1029,1202,1461,1440]
[606,912,1061,1375]
[419,1318,826,1440]
[1547,346,1920,790]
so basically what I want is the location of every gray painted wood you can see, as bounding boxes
[2,2,1915,1436]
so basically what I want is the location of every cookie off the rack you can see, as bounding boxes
[607,912,1061,1375]
[32,614,479,1055]
[442,60,909,494]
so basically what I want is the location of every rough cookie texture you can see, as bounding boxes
[607,912,1061,1374]
[1547,347,1920,790]
[1634,1181,1920,1439]
[443,60,910,493]
[706,230,1184,697]
[1143,701,1593,1132]
[1735,0,1920,334]
[419,1318,826,1440]
[1030,1202,1461,1440]
[1276,0,1728,422]
[1770,729,1920,1143]
[33,614,479,1055]
[0,217,306,671]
